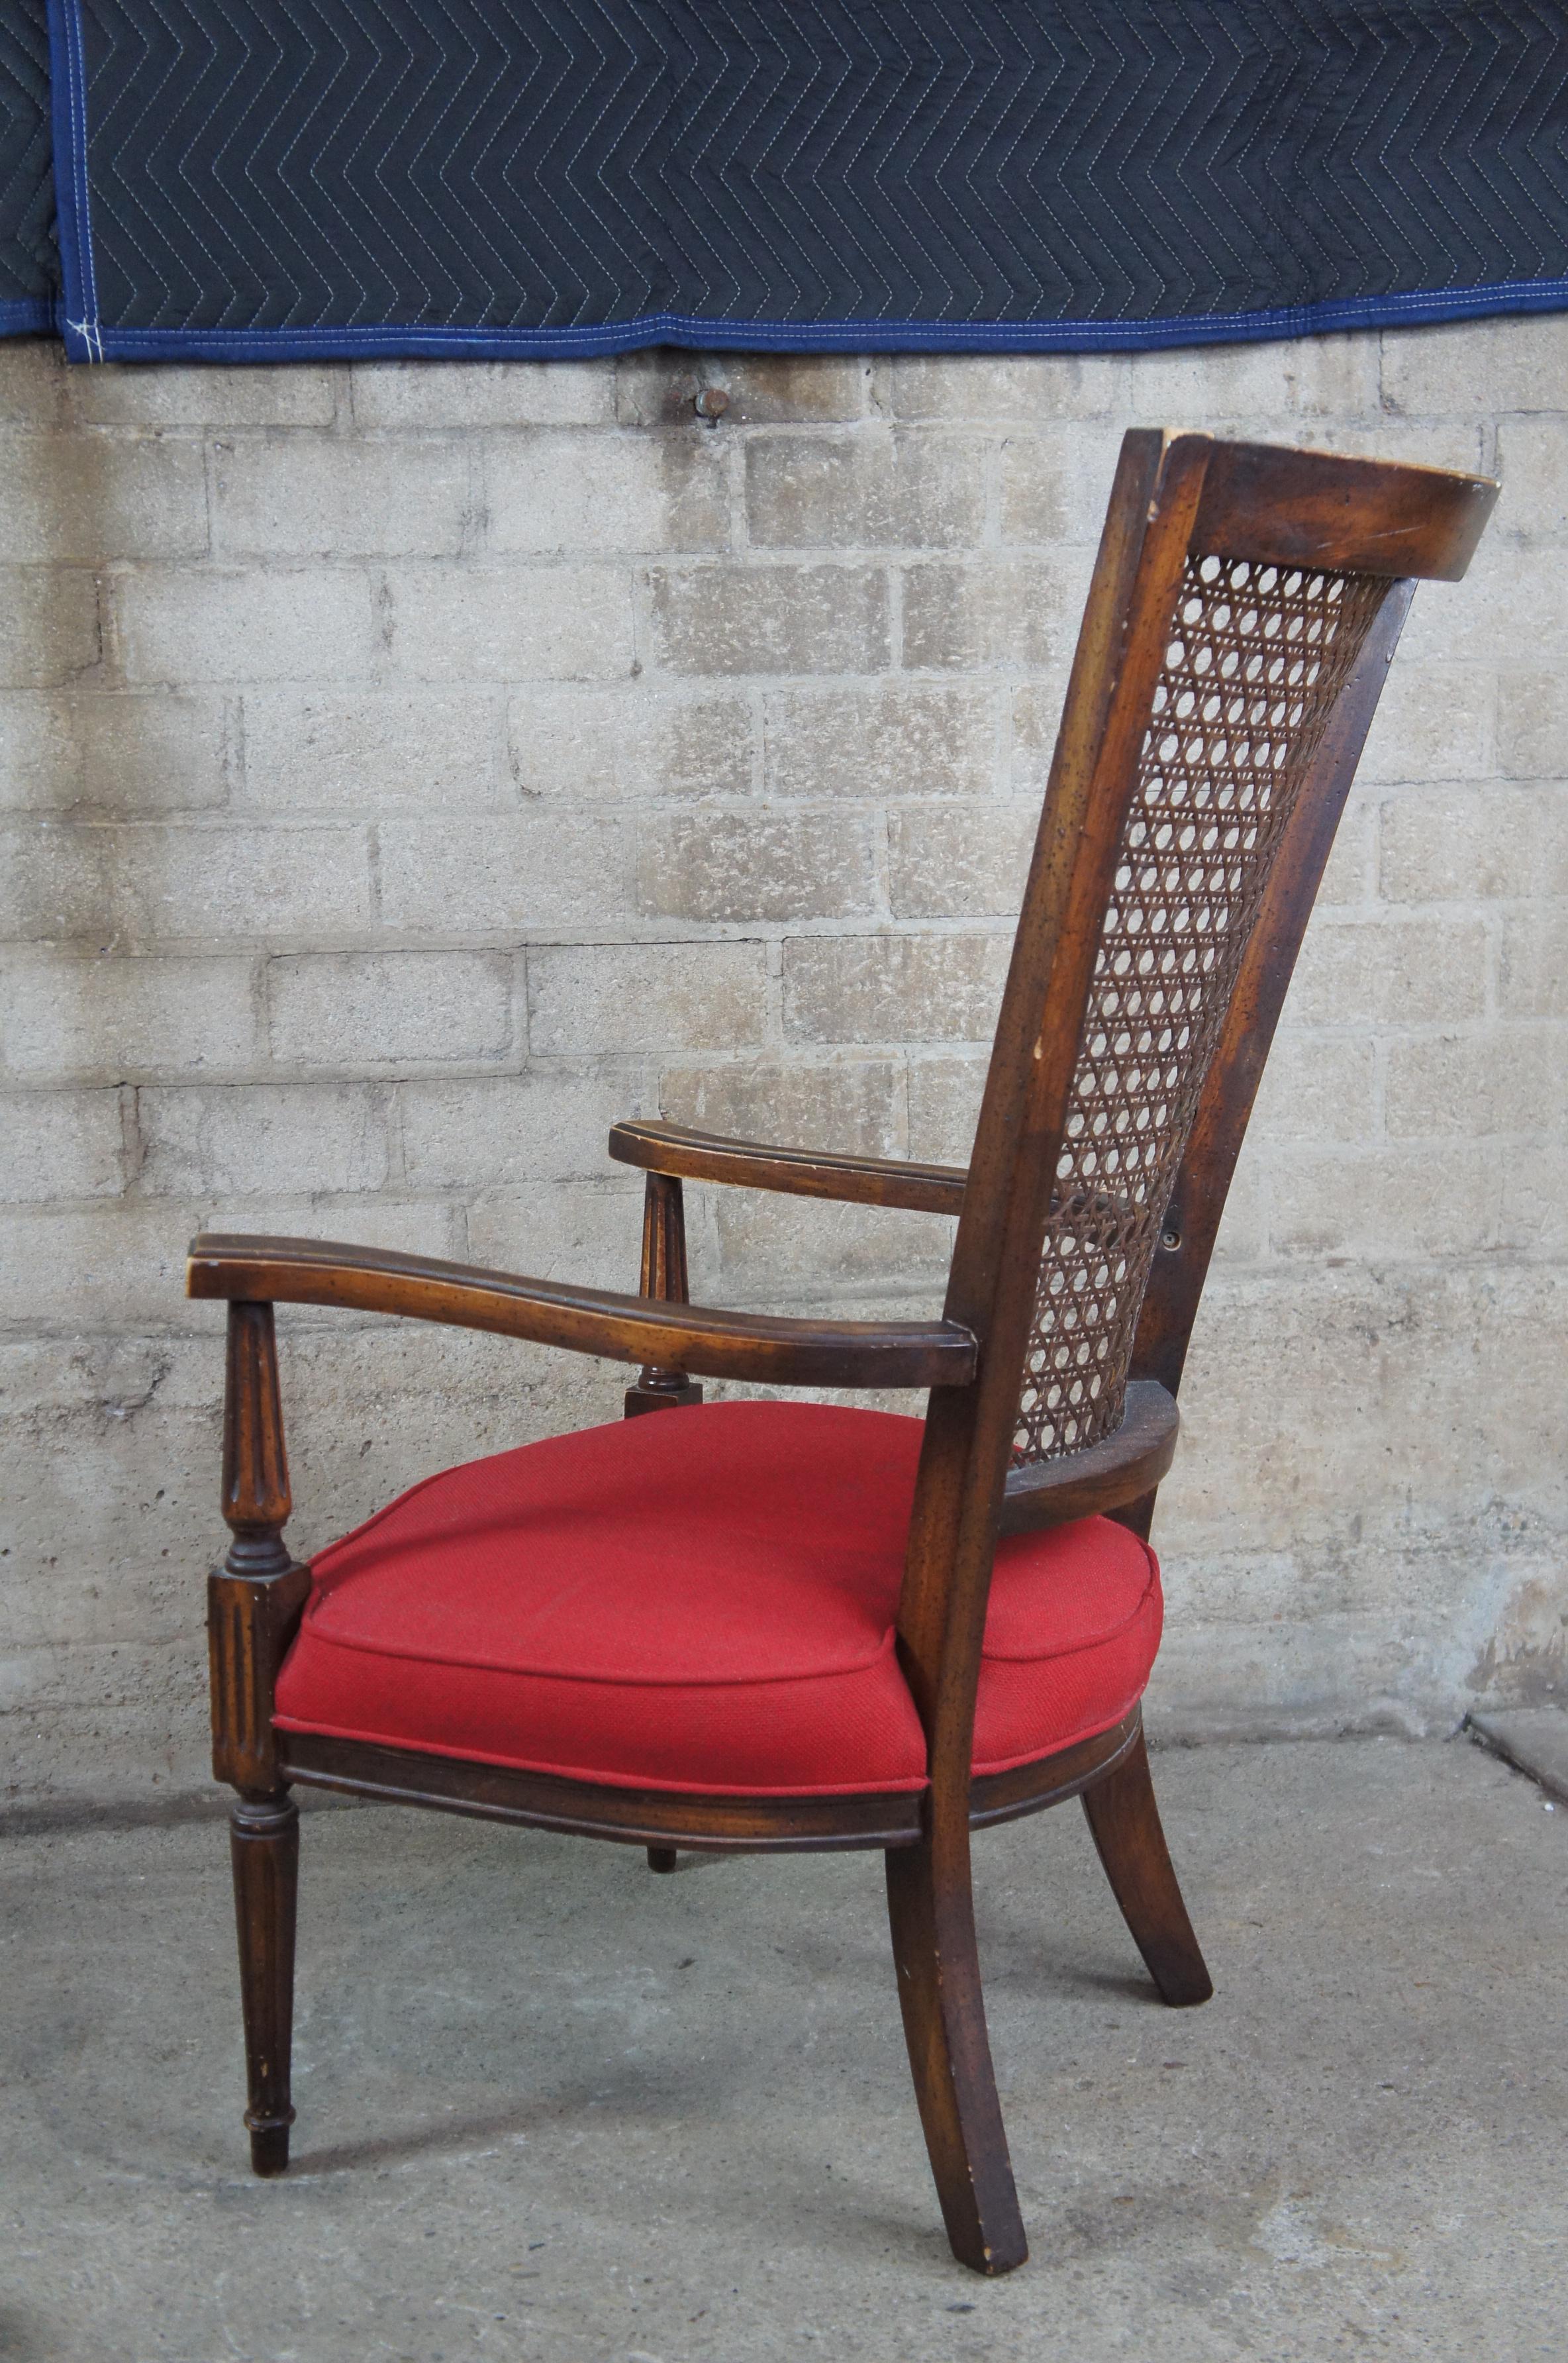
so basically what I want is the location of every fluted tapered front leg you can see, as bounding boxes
[207,1300,312,2172]
[230,1789,300,2174]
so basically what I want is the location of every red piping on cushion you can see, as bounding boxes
[283,1610,905,1688]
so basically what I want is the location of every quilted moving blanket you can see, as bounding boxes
[5,1,1568,360]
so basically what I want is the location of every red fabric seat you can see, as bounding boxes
[274,1401,1162,1797]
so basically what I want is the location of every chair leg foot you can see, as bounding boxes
[885,1832,1028,2275]
[1081,1730,1213,2008]
[646,1845,678,1873]
[230,1789,300,2175]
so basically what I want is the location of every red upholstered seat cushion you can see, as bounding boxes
[273,1401,1161,1797]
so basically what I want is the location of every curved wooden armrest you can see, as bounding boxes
[186,1234,977,1390]
[608,1119,967,1216]
[997,1381,1179,1533]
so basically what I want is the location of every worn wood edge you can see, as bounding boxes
[186,1233,977,1389]
[967,1710,1143,1829]
[1190,436,1497,580]
[997,1382,1179,1534]
[609,1119,968,1217]
[277,1715,1143,1850]
[277,1732,926,1850]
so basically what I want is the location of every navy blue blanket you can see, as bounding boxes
[7,1,1568,358]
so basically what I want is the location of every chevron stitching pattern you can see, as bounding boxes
[17,0,1567,357]
[0,0,53,326]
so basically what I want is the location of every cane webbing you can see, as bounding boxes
[1012,552,1387,1463]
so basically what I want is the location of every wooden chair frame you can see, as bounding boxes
[191,430,1493,2272]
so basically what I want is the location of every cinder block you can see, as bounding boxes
[1496,668,1568,779]
[212,437,469,558]
[763,681,996,799]
[1495,415,1568,540]
[197,1193,460,1274]
[1287,915,1487,1025]
[1126,332,1381,421]
[0,568,99,689]
[1385,1030,1567,1137]
[1247,1034,1378,1144]
[74,692,232,811]
[901,560,1063,671]
[658,1058,905,1159]
[507,685,752,801]
[1498,1146,1568,1253]
[136,1082,391,1195]
[889,353,1127,423]
[1206,1154,1269,1266]
[399,1067,642,1187]
[1359,662,1495,785]
[1381,785,1568,903]
[1397,537,1568,670]
[385,564,632,681]
[906,1055,988,1164]
[528,942,767,1053]
[999,425,1128,544]
[485,431,728,554]
[783,932,1009,1044]
[616,352,868,427]
[240,687,505,809]
[1010,676,1073,795]
[646,562,890,676]
[1500,909,1568,1016]
[745,429,983,548]
[1381,313,1568,416]
[352,360,615,429]
[1315,798,1375,907]
[0,1089,124,1201]
[113,568,376,686]
[0,1204,192,1328]
[636,811,879,923]
[710,1189,955,1300]
[0,432,209,563]
[1269,1146,1498,1260]
[1279,415,1490,476]
[266,950,514,1070]
[1,952,259,1082]
[0,340,64,427]
[378,813,630,931]
[0,819,108,939]
[108,822,371,943]
[887,803,1035,918]
[66,365,337,429]
[0,693,74,810]
[466,1177,647,1293]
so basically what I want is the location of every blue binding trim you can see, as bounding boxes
[46,0,99,360]
[56,277,1568,364]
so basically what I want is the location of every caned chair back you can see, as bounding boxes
[897,430,1495,1790]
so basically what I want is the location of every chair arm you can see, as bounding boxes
[186,1234,977,1390]
[607,1119,967,1216]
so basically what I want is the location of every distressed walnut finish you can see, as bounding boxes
[195,432,1494,2273]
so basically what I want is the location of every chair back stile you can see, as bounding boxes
[895,429,1494,1809]
[895,428,1211,1772]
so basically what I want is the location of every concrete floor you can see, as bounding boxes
[2,1737,1562,2363]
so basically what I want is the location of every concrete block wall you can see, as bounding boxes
[1,323,1563,1805]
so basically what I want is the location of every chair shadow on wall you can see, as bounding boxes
[188,428,1494,2272]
